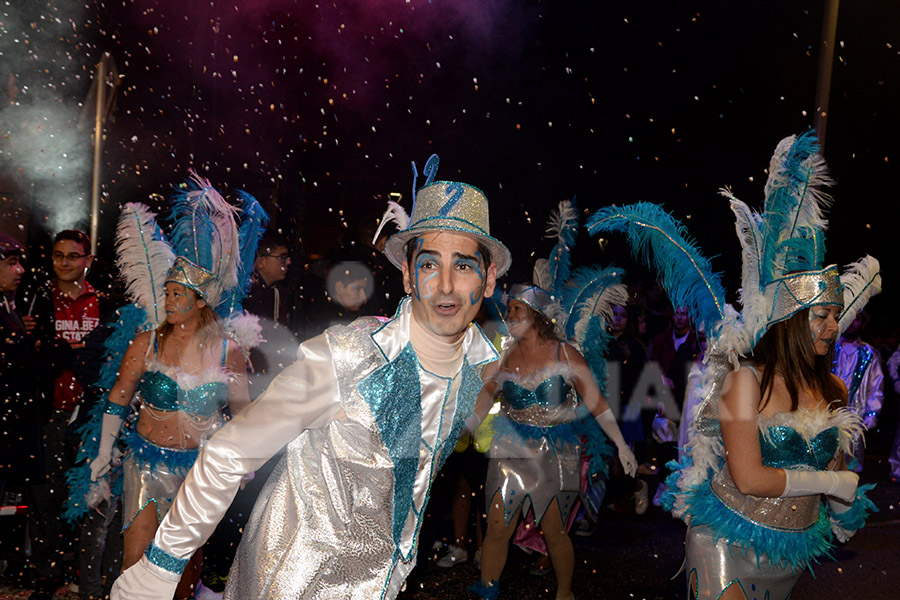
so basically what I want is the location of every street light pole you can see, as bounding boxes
[814,0,840,153]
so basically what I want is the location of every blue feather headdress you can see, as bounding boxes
[721,132,881,347]
[586,201,727,340]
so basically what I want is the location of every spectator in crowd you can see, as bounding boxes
[886,343,900,480]
[604,303,651,514]
[649,306,702,411]
[301,258,375,338]
[24,229,115,598]
[244,231,298,397]
[834,310,884,472]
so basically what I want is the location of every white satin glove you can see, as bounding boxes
[780,469,858,503]
[595,409,637,477]
[111,555,180,600]
[90,412,124,481]
[827,497,856,543]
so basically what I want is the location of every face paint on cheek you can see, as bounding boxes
[466,252,486,305]
[419,271,437,299]
[177,297,194,314]
[808,313,825,344]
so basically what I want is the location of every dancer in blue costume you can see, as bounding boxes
[470,200,636,600]
[587,133,881,600]
[76,173,266,600]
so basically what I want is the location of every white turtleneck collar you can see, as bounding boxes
[408,310,465,378]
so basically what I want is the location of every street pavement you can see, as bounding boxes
[399,455,900,600]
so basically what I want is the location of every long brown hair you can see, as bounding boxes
[157,291,225,354]
[753,307,845,411]
[524,304,560,343]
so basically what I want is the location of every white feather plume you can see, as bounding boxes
[545,199,578,240]
[372,200,410,244]
[532,258,552,292]
[115,203,175,326]
[223,311,265,352]
[838,255,881,335]
[723,192,767,354]
[570,283,628,346]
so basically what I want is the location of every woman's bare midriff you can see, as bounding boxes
[136,408,210,449]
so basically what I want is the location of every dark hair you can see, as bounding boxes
[54,229,91,254]
[404,236,493,269]
[326,260,374,298]
[753,307,845,411]
[257,231,290,257]
[528,304,560,342]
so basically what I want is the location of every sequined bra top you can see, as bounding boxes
[138,339,230,419]
[502,375,572,410]
[496,362,581,428]
[759,422,839,470]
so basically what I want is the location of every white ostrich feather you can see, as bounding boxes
[223,311,265,352]
[570,283,628,345]
[372,200,410,244]
[115,203,175,326]
[545,199,578,240]
[838,255,881,335]
[532,258,552,292]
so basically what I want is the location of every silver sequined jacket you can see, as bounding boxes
[144,298,498,600]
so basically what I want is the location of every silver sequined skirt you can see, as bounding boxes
[485,425,581,526]
[685,524,802,600]
[121,440,197,530]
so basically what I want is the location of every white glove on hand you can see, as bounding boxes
[595,409,637,477]
[90,412,124,482]
[90,449,112,482]
[781,469,858,503]
[111,555,181,600]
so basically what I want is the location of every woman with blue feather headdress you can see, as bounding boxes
[65,172,268,600]
[586,132,881,599]
[468,199,635,600]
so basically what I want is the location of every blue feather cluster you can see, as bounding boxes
[586,202,726,337]
[759,131,827,287]
[63,304,147,523]
[216,190,269,318]
[168,179,215,270]
[683,478,834,572]
[830,483,878,531]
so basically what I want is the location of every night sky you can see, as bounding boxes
[1,0,897,326]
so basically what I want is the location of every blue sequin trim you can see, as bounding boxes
[357,343,422,557]
[145,542,188,574]
[122,427,200,475]
[102,399,131,419]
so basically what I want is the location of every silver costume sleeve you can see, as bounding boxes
[153,333,342,564]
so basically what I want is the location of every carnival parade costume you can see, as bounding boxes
[64,173,268,531]
[586,133,881,599]
[109,157,513,600]
[471,202,634,600]
[484,200,631,527]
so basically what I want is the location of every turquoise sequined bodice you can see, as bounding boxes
[759,425,839,470]
[502,374,573,411]
[139,370,228,419]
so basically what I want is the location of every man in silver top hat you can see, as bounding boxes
[112,156,511,600]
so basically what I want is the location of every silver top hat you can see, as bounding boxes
[380,157,511,277]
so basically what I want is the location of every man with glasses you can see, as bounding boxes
[25,229,116,598]
[245,231,298,396]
